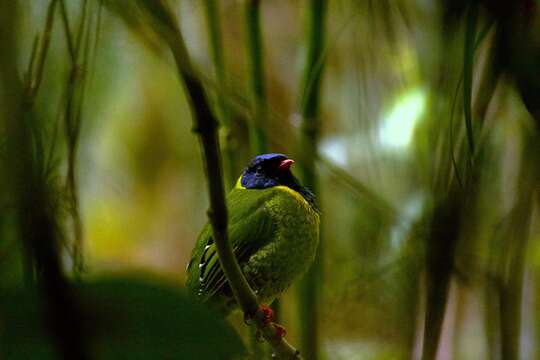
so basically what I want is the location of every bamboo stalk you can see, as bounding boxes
[25,0,58,101]
[421,5,497,358]
[243,2,274,356]
[202,0,238,189]
[19,0,58,287]
[297,1,326,359]
[60,0,94,278]
[463,2,478,158]
[245,0,268,154]
[0,2,89,358]
[498,133,537,360]
[421,195,461,360]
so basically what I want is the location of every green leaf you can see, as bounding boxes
[0,276,245,359]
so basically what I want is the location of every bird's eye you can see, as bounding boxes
[255,166,263,177]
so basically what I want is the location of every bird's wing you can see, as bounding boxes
[186,189,276,302]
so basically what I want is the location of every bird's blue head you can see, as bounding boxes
[240,153,294,189]
[240,153,319,211]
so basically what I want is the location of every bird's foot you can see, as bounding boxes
[256,305,287,339]
[244,304,287,344]
[257,304,274,326]
[274,323,286,338]
[243,304,274,326]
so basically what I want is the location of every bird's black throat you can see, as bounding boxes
[281,175,319,213]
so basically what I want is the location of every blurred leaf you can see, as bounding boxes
[0,276,245,359]
[101,0,167,54]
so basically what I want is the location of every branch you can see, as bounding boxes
[132,1,302,358]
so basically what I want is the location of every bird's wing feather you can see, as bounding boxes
[186,189,276,302]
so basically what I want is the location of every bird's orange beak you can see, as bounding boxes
[278,159,294,171]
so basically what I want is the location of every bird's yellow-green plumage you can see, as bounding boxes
[186,153,319,316]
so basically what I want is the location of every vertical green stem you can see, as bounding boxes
[484,278,501,360]
[498,134,537,360]
[297,1,326,359]
[25,0,58,101]
[463,3,478,158]
[421,198,460,360]
[203,0,238,188]
[0,3,88,358]
[19,0,59,286]
[60,0,91,278]
[245,0,268,154]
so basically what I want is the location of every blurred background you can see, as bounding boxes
[1,0,539,359]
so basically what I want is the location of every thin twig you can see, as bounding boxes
[24,35,40,86]
[59,0,76,62]
[60,0,91,277]
[463,2,478,159]
[26,0,58,101]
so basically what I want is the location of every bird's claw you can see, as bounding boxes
[256,305,286,339]
[258,304,274,325]
[244,304,273,326]
[274,323,286,338]
[246,304,287,340]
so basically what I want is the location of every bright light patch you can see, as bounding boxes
[320,136,348,167]
[378,88,426,149]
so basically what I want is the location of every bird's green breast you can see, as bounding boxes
[238,185,320,303]
[186,183,320,314]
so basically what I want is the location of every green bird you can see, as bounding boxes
[186,153,320,317]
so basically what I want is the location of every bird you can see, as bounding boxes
[186,153,320,318]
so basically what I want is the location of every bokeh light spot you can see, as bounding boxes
[378,88,426,149]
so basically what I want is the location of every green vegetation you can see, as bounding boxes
[1,1,539,359]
